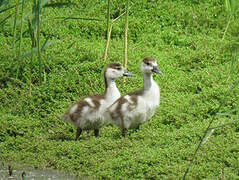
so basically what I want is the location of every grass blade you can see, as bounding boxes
[0,4,19,14]
[224,0,231,13]
[0,14,12,25]
[27,17,36,48]
[32,0,37,36]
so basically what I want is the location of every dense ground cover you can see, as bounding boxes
[0,0,239,179]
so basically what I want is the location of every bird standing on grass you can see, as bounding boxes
[61,63,132,140]
[105,57,162,136]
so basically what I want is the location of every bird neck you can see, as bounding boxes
[104,78,120,101]
[143,73,154,91]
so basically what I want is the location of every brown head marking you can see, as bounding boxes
[143,57,156,64]
[103,63,122,90]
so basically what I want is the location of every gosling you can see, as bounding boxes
[105,57,162,136]
[61,63,132,139]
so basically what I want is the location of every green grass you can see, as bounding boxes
[0,0,239,179]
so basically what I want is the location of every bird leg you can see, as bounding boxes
[122,128,127,137]
[75,127,82,140]
[94,129,99,137]
[120,117,127,137]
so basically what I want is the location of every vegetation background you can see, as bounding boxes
[0,0,239,179]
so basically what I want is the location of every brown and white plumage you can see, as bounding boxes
[105,57,162,136]
[61,63,132,139]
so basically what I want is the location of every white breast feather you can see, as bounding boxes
[115,80,160,129]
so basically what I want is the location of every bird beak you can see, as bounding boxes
[123,69,133,76]
[152,66,162,74]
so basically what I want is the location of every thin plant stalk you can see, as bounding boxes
[104,24,113,61]
[124,0,129,68]
[106,0,110,39]
[104,12,126,61]
[12,1,19,55]
[27,17,34,96]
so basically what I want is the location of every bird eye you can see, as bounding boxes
[146,62,150,66]
[116,67,121,70]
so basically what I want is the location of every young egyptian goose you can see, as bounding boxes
[105,57,162,136]
[61,63,132,139]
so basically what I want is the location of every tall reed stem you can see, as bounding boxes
[104,12,126,61]
[104,24,113,61]
[124,0,129,68]
[106,0,110,40]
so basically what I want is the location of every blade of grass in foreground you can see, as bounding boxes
[182,79,239,179]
